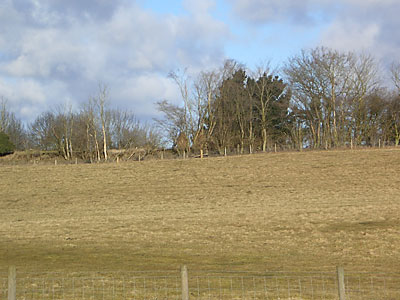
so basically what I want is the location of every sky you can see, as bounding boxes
[1,0,400,124]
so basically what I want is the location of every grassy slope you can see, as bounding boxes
[0,149,399,272]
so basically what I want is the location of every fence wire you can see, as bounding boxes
[2,271,181,300]
[190,271,338,300]
[1,269,400,300]
[344,272,400,300]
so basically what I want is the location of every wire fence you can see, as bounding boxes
[1,271,181,300]
[1,268,400,300]
[191,271,335,300]
[344,272,400,300]
[190,271,400,300]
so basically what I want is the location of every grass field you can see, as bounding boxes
[1,148,400,274]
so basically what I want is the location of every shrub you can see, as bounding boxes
[0,132,15,156]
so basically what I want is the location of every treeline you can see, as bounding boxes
[158,47,400,154]
[0,86,160,160]
[1,47,400,159]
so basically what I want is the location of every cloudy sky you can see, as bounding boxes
[1,0,399,123]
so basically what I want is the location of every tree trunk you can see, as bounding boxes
[93,130,101,162]
[262,128,267,152]
[86,123,91,160]
[102,124,107,161]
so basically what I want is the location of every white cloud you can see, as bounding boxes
[321,22,380,52]
[183,0,216,15]
[111,74,181,119]
[319,1,400,66]
[229,0,400,67]
[0,77,53,121]
[0,0,229,123]
[229,0,328,24]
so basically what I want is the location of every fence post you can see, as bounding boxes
[337,266,346,300]
[181,265,189,300]
[8,266,16,300]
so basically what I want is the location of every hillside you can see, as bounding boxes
[1,148,399,273]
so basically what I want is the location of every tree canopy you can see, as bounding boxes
[0,132,15,156]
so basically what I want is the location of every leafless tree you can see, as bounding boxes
[168,69,195,150]
[193,70,220,153]
[391,62,400,93]
[284,47,380,148]
[251,64,273,152]
[97,84,109,161]
[0,97,27,150]
[81,97,101,162]
[155,100,186,148]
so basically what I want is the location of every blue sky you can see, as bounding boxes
[140,0,326,69]
[0,0,399,123]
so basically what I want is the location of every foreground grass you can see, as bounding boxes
[0,148,399,273]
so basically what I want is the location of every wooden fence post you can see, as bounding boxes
[181,265,189,300]
[8,266,16,300]
[337,266,346,300]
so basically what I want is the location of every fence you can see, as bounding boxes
[1,266,400,300]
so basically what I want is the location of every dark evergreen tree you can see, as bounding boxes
[0,132,15,156]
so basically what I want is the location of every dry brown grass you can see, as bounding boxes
[1,148,400,273]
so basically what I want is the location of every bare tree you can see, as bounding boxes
[383,93,400,146]
[81,97,101,162]
[109,109,161,149]
[0,97,9,133]
[0,97,27,150]
[176,132,190,158]
[284,49,324,148]
[97,84,109,161]
[251,64,272,152]
[284,47,379,148]
[391,62,400,93]
[29,112,55,150]
[155,100,186,148]
[51,103,75,160]
[193,70,220,154]
[168,69,195,150]
[347,54,379,146]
